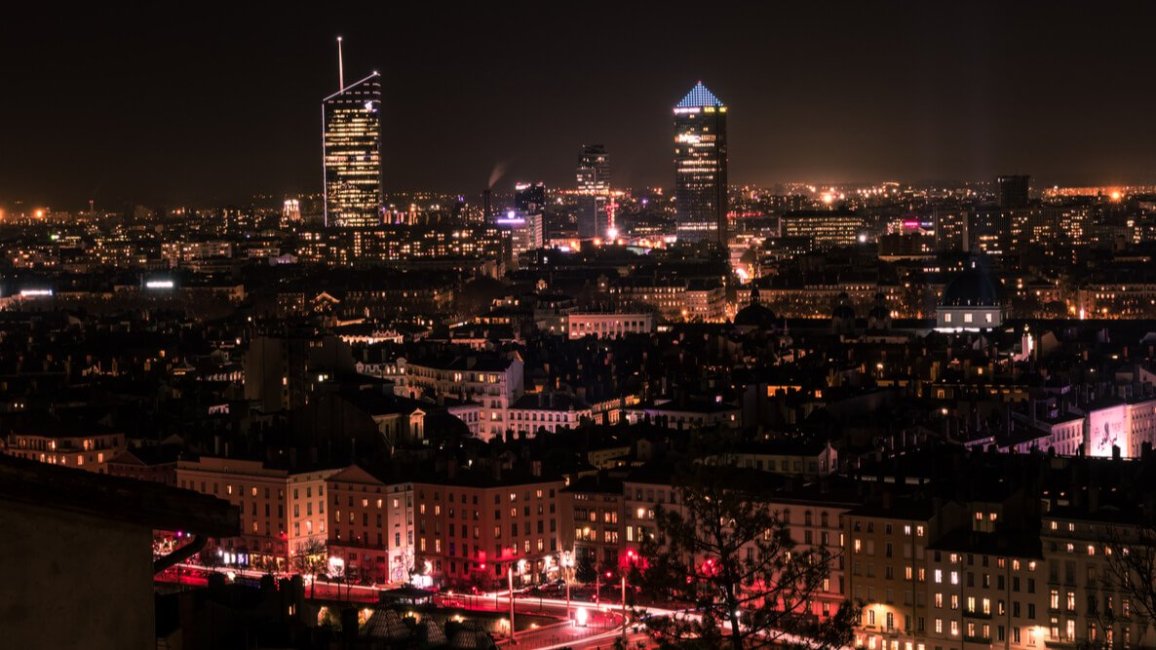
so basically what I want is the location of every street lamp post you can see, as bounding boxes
[507,566,516,644]
[561,551,574,620]
[621,574,628,639]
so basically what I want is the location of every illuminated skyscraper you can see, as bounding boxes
[322,71,383,228]
[673,82,728,245]
[576,144,610,240]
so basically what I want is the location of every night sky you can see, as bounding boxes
[2,2,1154,208]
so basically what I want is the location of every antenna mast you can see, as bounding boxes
[337,36,345,91]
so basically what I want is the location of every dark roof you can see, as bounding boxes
[511,392,590,411]
[734,301,777,328]
[0,452,238,536]
[564,473,624,495]
[833,303,855,319]
[930,528,1043,559]
[847,496,937,521]
[942,263,1001,308]
[109,445,183,466]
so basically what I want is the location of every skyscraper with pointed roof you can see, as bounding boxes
[323,70,383,228]
[673,81,728,245]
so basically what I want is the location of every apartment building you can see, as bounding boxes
[175,457,338,570]
[326,465,415,585]
[560,474,624,569]
[412,470,564,589]
[5,427,125,474]
[508,392,592,437]
[396,353,524,442]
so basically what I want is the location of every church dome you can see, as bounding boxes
[735,283,777,330]
[735,301,777,328]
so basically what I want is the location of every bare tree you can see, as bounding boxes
[293,536,328,599]
[635,460,858,650]
[1095,522,1156,647]
[199,548,223,573]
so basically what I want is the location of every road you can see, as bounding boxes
[156,563,382,603]
[155,566,836,649]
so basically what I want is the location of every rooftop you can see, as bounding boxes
[0,452,238,536]
[675,81,725,109]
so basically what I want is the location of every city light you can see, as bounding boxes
[5,15,1156,650]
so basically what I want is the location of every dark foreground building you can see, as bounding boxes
[0,453,237,650]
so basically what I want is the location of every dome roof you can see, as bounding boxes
[735,301,777,328]
[942,264,1000,307]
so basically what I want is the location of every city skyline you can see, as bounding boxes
[8,5,1156,647]
[2,3,1156,207]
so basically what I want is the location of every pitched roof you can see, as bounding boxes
[676,81,725,109]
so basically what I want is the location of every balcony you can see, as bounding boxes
[963,609,992,620]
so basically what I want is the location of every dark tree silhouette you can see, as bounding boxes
[292,536,327,599]
[1091,523,1156,648]
[635,456,858,650]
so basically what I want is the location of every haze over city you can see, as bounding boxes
[2,2,1155,206]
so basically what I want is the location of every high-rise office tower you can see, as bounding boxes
[997,175,1030,210]
[576,145,610,240]
[514,182,546,215]
[322,39,383,228]
[515,182,547,249]
[674,82,728,246]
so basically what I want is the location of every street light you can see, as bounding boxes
[622,549,640,639]
[560,551,575,620]
[507,566,517,644]
[621,573,628,639]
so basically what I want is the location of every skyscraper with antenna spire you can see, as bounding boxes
[322,37,383,228]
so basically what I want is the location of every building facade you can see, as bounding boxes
[412,474,565,589]
[567,312,655,339]
[674,82,728,246]
[577,145,611,240]
[4,429,125,474]
[323,72,383,228]
[395,353,525,442]
[175,457,337,570]
[326,466,415,585]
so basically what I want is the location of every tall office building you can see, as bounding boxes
[576,145,611,240]
[674,82,728,246]
[322,49,383,228]
[514,182,546,215]
[514,182,547,251]
[997,175,1031,210]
